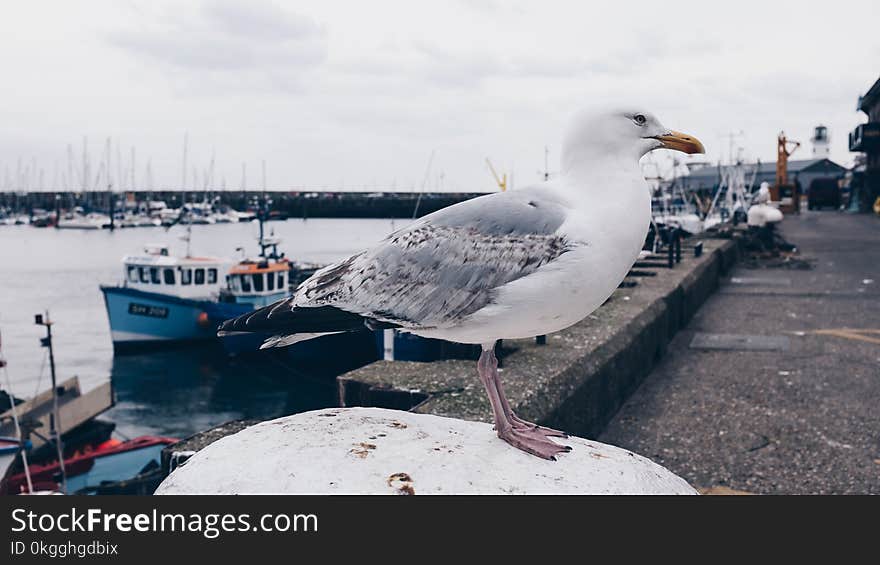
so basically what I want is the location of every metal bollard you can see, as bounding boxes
[674,229,682,264]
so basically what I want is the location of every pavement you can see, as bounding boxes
[600,211,880,494]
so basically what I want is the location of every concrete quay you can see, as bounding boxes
[601,212,880,494]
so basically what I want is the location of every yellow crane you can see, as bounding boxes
[775,131,800,187]
[773,131,801,213]
[485,158,507,192]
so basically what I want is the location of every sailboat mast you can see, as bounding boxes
[181,133,192,257]
[259,160,267,258]
[81,137,88,191]
[181,133,188,191]
[131,146,136,192]
[107,138,115,231]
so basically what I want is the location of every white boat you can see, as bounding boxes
[100,244,232,351]
[701,160,759,228]
[118,214,162,228]
[183,202,217,224]
[656,211,705,235]
[234,210,257,222]
[56,212,111,230]
[0,211,28,225]
[158,208,182,226]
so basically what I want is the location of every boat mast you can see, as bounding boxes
[185,206,192,258]
[259,160,268,258]
[116,141,123,194]
[412,150,435,219]
[180,133,193,257]
[130,146,136,193]
[35,312,67,494]
[258,207,266,258]
[82,136,88,192]
[207,148,215,204]
[106,137,115,231]
[181,133,188,193]
[67,144,74,193]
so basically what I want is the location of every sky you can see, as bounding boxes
[1,0,879,192]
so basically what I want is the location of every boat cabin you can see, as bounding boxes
[223,259,292,307]
[122,245,229,300]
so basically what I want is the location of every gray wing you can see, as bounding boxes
[288,186,573,329]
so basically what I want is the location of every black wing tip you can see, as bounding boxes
[216,307,262,335]
[218,304,399,336]
[217,318,233,333]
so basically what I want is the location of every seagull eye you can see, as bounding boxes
[633,114,647,126]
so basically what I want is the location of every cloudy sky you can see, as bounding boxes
[1,0,878,192]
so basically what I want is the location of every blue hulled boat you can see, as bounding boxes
[210,229,376,366]
[100,244,233,352]
[209,233,296,354]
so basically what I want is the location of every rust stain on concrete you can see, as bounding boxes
[349,442,377,458]
[387,472,415,495]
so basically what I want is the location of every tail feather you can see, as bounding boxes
[259,332,341,349]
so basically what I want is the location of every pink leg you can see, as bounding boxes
[490,356,568,438]
[477,344,571,460]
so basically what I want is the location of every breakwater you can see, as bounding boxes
[0,190,490,219]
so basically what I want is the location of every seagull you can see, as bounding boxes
[219,106,704,460]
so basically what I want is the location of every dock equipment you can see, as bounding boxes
[485,158,508,192]
[772,132,801,214]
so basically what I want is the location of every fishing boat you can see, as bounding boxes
[210,222,312,353]
[101,197,321,353]
[0,321,178,495]
[0,437,26,483]
[1,435,177,495]
[210,219,377,368]
[100,243,232,352]
[651,177,707,236]
[703,160,758,228]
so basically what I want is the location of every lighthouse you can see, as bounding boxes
[811,125,830,158]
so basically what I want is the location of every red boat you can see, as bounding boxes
[1,435,177,495]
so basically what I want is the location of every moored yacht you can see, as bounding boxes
[56,209,112,230]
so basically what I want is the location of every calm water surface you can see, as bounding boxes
[0,218,402,438]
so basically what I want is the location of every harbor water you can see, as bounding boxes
[0,218,402,439]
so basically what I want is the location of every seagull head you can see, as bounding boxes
[562,106,705,173]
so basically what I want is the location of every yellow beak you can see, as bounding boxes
[653,130,705,154]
